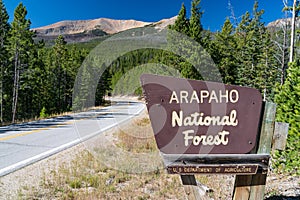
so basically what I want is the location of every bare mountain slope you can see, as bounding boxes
[32,16,177,43]
[267,17,300,28]
[33,18,152,36]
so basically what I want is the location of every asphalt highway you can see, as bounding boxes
[0,100,145,176]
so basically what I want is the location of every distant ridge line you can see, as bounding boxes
[33,16,177,36]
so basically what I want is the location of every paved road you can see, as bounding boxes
[0,100,145,177]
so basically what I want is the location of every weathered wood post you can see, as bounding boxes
[272,122,289,151]
[233,102,276,200]
[180,175,207,200]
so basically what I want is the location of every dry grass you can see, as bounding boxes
[17,113,187,199]
[25,151,177,200]
[116,117,156,153]
[16,112,236,199]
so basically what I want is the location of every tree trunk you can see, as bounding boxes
[289,0,297,63]
[0,41,3,125]
[0,25,6,125]
[281,20,288,85]
[12,50,20,124]
[0,65,3,125]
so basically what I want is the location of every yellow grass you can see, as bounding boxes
[17,112,234,199]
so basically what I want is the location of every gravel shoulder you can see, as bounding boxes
[0,142,86,199]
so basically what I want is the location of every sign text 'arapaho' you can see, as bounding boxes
[140,74,263,154]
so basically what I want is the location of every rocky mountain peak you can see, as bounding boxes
[32,16,177,43]
[267,17,300,28]
[33,18,152,36]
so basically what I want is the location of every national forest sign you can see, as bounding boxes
[140,74,263,154]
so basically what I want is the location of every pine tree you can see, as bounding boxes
[169,3,189,35]
[167,1,206,80]
[189,0,203,43]
[213,18,238,84]
[39,47,55,114]
[67,45,87,108]
[52,35,68,112]
[20,40,45,119]
[0,0,9,124]
[8,3,35,123]
[235,1,279,100]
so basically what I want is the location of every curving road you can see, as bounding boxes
[0,100,145,177]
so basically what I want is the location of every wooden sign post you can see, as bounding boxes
[140,74,280,200]
[233,102,276,200]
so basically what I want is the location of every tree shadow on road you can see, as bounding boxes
[0,115,74,134]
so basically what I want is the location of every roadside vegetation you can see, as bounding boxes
[17,115,185,199]
[17,113,238,199]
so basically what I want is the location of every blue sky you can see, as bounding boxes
[3,0,290,31]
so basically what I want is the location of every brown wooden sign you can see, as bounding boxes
[140,74,263,154]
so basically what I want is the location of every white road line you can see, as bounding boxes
[0,138,81,177]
